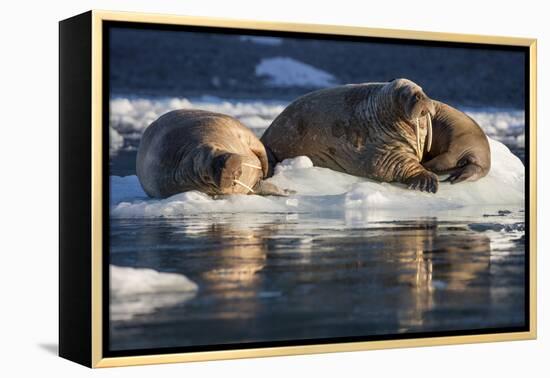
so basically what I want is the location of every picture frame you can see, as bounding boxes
[59,10,537,368]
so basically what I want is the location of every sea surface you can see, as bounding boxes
[109,207,525,351]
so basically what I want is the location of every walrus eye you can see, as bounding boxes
[415,93,422,101]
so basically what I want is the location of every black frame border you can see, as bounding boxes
[101,20,531,359]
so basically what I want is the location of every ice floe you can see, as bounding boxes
[464,107,525,149]
[255,57,337,88]
[239,35,283,46]
[110,265,198,321]
[110,137,524,218]
[109,127,124,156]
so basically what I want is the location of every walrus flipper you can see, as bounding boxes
[443,164,485,184]
[378,151,439,193]
[253,181,296,197]
[423,153,487,184]
[403,170,439,193]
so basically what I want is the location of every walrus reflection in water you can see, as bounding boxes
[137,110,292,198]
[379,225,492,330]
[261,79,439,192]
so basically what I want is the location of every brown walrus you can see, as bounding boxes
[136,109,290,198]
[261,78,440,192]
[422,101,491,183]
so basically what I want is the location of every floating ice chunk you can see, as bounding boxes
[167,97,193,109]
[239,36,283,46]
[516,134,525,148]
[238,115,272,129]
[255,57,337,87]
[110,265,198,321]
[110,98,133,114]
[111,265,198,295]
[109,127,124,156]
[464,108,525,149]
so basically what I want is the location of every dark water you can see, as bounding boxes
[109,209,525,351]
[110,28,525,108]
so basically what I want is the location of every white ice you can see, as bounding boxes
[109,96,286,153]
[110,265,198,321]
[239,35,283,46]
[109,127,124,156]
[464,107,525,148]
[255,57,337,88]
[110,138,524,218]
[108,96,525,157]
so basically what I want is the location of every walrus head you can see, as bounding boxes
[211,152,264,195]
[388,79,436,159]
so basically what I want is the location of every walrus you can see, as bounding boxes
[261,78,440,192]
[421,101,491,184]
[136,109,290,198]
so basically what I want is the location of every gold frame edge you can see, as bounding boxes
[91,10,104,368]
[528,40,537,339]
[89,9,537,368]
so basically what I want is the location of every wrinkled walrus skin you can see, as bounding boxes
[421,101,491,184]
[137,109,289,198]
[261,79,440,192]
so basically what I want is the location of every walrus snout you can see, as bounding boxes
[212,153,243,191]
[398,88,435,158]
[407,92,435,121]
[419,100,436,118]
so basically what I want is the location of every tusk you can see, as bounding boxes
[233,179,255,194]
[415,118,422,159]
[242,162,263,170]
[426,113,432,153]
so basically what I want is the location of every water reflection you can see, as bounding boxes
[201,223,267,286]
[375,224,491,330]
[109,213,524,351]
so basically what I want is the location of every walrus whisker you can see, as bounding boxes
[242,162,263,170]
[415,118,422,159]
[233,179,255,194]
[426,113,432,152]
